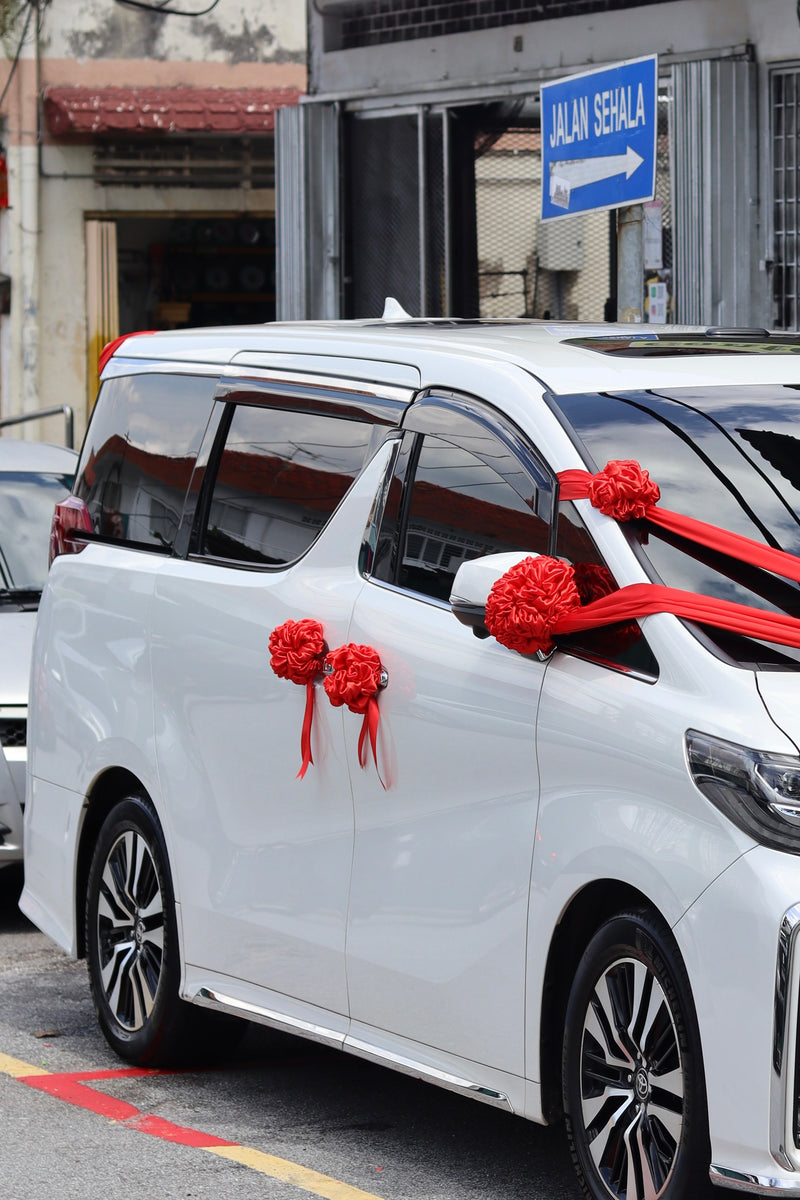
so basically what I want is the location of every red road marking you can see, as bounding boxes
[19,1067,236,1148]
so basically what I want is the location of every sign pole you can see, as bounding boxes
[617,204,644,322]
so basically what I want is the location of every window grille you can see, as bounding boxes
[772,67,800,330]
[325,0,673,52]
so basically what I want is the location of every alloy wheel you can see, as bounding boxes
[579,955,684,1200]
[96,829,165,1031]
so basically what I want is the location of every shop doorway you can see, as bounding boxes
[115,214,276,333]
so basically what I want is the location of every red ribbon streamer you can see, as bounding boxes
[558,466,800,586]
[324,643,387,788]
[297,681,316,780]
[357,696,385,789]
[554,581,800,650]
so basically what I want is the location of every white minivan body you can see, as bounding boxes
[21,320,800,1199]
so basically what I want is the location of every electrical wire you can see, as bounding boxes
[0,1,35,113]
[114,0,222,15]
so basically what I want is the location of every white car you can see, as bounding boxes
[20,318,800,1199]
[0,439,76,868]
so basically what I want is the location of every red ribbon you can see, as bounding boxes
[486,556,800,658]
[298,681,316,780]
[559,461,800,586]
[556,581,800,649]
[357,696,382,779]
[324,643,387,788]
[269,618,327,779]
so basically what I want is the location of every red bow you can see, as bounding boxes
[324,643,387,787]
[559,459,800,586]
[485,554,800,657]
[268,618,326,779]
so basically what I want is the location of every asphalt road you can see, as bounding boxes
[0,863,587,1200]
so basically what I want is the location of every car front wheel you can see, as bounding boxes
[562,910,709,1200]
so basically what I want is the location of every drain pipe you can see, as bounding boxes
[617,204,644,323]
[18,0,42,427]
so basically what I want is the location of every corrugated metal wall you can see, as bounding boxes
[671,58,759,326]
[276,104,340,320]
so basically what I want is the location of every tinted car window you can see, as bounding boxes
[554,499,658,677]
[203,403,378,566]
[552,386,800,666]
[76,373,216,550]
[399,433,549,602]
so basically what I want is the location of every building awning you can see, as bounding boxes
[42,86,302,137]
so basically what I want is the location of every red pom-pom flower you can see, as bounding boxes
[324,643,386,784]
[587,459,660,521]
[485,556,581,655]
[269,618,327,779]
[269,617,326,685]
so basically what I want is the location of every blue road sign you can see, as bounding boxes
[540,55,657,221]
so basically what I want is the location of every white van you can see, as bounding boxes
[21,318,800,1199]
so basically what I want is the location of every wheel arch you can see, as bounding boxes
[538,878,671,1124]
[75,766,154,959]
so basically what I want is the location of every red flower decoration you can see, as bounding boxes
[269,618,326,686]
[587,459,660,521]
[324,643,383,714]
[269,618,327,779]
[485,556,581,655]
[324,643,387,786]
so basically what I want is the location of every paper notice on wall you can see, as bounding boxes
[647,280,668,323]
[643,201,663,269]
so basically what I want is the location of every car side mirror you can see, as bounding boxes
[449,551,538,635]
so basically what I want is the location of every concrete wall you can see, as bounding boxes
[0,0,306,444]
[310,0,800,100]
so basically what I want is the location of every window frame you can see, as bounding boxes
[186,373,408,571]
[366,389,558,603]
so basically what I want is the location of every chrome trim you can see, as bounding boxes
[102,358,229,380]
[193,987,345,1050]
[772,905,800,1170]
[710,1165,800,1194]
[344,1035,513,1112]
[223,362,415,404]
[102,356,417,403]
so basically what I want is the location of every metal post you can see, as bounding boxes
[418,107,428,317]
[443,110,451,317]
[617,204,644,323]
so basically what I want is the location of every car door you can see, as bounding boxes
[150,379,401,1021]
[344,393,555,1087]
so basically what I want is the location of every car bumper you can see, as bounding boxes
[674,848,800,1194]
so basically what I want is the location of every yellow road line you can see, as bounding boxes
[0,1051,49,1077]
[207,1145,387,1200]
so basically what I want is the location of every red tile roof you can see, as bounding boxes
[42,85,302,137]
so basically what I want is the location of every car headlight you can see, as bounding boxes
[686,729,800,854]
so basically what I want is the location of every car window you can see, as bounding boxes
[398,432,550,603]
[202,403,379,567]
[552,386,800,667]
[75,372,216,551]
[0,471,73,590]
[554,499,659,678]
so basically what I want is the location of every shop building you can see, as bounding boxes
[0,0,305,442]
[278,0,800,330]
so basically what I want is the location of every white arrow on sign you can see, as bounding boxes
[549,145,644,209]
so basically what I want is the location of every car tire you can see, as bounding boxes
[85,793,244,1066]
[562,909,710,1200]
